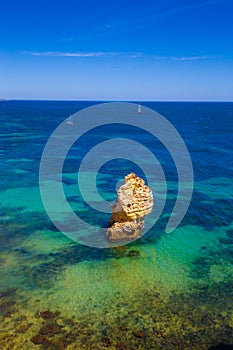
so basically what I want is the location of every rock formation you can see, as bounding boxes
[106,173,153,242]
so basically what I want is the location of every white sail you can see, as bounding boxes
[138,103,142,114]
[66,115,74,125]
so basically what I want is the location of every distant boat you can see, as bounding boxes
[66,115,74,126]
[137,103,142,114]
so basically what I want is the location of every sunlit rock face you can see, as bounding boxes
[106,173,153,242]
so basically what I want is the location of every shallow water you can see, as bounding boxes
[0,101,233,349]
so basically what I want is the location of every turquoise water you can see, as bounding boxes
[0,101,233,349]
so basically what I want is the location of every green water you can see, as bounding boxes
[1,217,233,349]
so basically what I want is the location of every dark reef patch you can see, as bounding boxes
[191,241,233,281]
[171,193,233,232]
[226,230,233,238]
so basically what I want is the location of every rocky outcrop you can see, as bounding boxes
[106,173,153,242]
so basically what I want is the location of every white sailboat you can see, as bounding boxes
[66,115,74,126]
[137,103,142,114]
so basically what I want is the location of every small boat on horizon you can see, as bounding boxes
[137,103,142,114]
[66,115,74,126]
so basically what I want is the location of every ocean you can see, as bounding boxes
[0,100,233,349]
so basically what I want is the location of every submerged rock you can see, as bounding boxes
[39,310,58,320]
[132,329,147,338]
[100,337,112,347]
[39,322,62,335]
[30,334,48,345]
[106,173,153,242]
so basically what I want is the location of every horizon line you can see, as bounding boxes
[2,98,233,103]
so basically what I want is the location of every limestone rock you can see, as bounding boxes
[106,173,153,242]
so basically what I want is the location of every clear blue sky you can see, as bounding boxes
[1,0,233,100]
